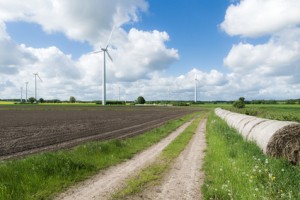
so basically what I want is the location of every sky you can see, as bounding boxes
[0,0,300,101]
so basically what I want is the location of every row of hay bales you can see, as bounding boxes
[215,108,300,165]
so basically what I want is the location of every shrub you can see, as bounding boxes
[69,96,76,103]
[233,97,245,109]
[28,97,36,104]
[136,96,146,104]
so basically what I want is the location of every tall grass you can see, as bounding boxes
[202,113,300,199]
[0,113,196,200]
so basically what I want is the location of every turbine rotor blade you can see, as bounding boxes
[89,50,103,54]
[37,74,43,82]
[106,50,113,62]
[105,26,115,48]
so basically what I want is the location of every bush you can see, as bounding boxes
[233,97,245,109]
[69,96,76,103]
[136,96,146,104]
[28,97,36,104]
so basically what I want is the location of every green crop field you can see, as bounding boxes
[0,101,15,105]
[222,104,300,122]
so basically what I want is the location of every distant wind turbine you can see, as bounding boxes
[25,82,28,103]
[118,85,120,101]
[33,72,43,101]
[20,86,23,103]
[91,28,114,105]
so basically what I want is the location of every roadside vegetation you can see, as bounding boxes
[202,113,300,199]
[0,113,197,200]
[113,113,205,199]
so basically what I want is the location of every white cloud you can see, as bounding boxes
[224,27,300,80]
[1,1,300,101]
[111,28,179,81]
[0,1,181,101]
[221,0,300,37]
[0,0,148,44]
[220,0,300,100]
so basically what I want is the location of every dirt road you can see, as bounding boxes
[131,118,207,200]
[55,120,194,200]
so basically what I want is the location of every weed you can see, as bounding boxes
[202,113,300,199]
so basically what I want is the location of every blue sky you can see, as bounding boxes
[0,0,300,101]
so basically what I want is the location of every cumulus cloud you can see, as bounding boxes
[1,0,299,101]
[111,28,179,81]
[221,0,300,37]
[0,0,181,100]
[220,0,300,100]
[0,0,148,44]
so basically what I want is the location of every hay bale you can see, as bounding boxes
[267,124,300,164]
[247,120,293,153]
[215,108,300,164]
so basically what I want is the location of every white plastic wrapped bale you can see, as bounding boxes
[215,108,300,164]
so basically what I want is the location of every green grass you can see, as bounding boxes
[113,113,205,199]
[0,101,15,105]
[223,104,300,122]
[0,113,196,200]
[202,113,300,200]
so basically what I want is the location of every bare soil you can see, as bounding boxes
[0,106,195,160]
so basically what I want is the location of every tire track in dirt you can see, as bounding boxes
[130,118,207,200]
[55,119,194,200]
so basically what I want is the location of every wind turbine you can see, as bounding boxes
[33,73,43,101]
[91,28,114,105]
[20,86,23,103]
[194,75,198,103]
[25,82,28,103]
[118,85,120,101]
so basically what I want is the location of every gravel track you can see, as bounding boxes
[131,118,207,200]
[55,120,194,200]
[55,118,207,200]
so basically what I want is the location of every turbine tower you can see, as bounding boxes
[33,73,43,101]
[92,28,114,105]
[118,86,120,101]
[194,75,198,103]
[25,82,28,103]
[20,87,23,103]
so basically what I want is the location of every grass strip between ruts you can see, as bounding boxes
[202,113,300,199]
[112,113,205,199]
[0,113,197,200]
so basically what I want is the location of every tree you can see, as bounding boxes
[136,96,146,104]
[69,96,76,103]
[39,98,45,103]
[233,97,245,109]
[28,97,36,104]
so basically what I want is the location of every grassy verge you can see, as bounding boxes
[0,113,197,200]
[202,113,300,199]
[112,113,205,199]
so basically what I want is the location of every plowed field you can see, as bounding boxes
[0,106,194,160]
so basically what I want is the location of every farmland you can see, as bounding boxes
[222,104,300,122]
[0,103,299,199]
[0,105,197,160]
